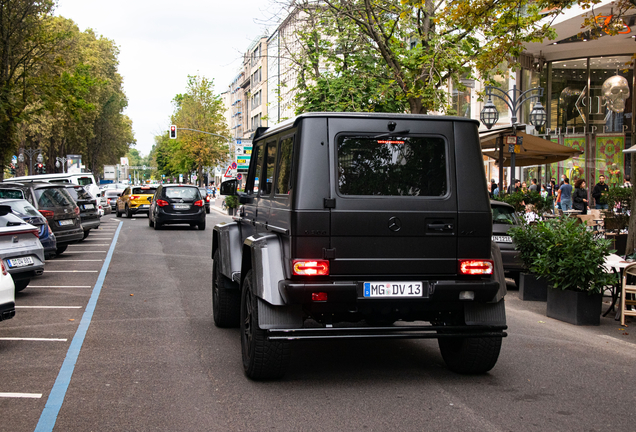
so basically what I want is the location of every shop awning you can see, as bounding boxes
[480,126,581,167]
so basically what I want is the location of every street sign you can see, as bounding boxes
[224,166,233,178]
[231,162,237,170]
[237,174,242,180]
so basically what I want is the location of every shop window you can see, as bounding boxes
[551,58,587,132]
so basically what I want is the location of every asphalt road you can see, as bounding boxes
[1,211,635,431]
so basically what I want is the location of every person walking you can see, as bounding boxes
[540,184,548,199]
[529,178,538,192]
[572,179,589,215]
[592,175,610,209]
[558,177,573,211]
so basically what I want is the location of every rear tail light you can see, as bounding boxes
[131,196,139,200]
[194,200,204,207]
[74,206,80,216]
[292,260,329,276]
[107,198,111,205]
[206,196,210,202]
[459,260,494,275]
[1,261,7,276]
[156,199,169,207]
[30,229,39,238]
[39,210,54,219]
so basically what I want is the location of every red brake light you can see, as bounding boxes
[39,210,54,219]
[156,199,169,207]
[1,261,7,276]
[74,206,80,216]
[31,229,39,238]
[131,195,139,200]
[194,200,204,207]
[459,260,494,275]
[293,260,329,276]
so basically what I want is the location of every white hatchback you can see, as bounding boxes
[0,261,16,322]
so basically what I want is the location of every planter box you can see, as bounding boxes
[227,207,236,216]
[546,287,602,326]
[519,273,548,301]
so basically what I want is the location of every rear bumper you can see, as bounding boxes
[280,279,500,304]
[0,301,15,321]
[53,227,84,245]
[156,210,205,225]
[129,205,151,214]
[80,217,100,231]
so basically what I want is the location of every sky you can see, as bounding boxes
[55,0,283,157]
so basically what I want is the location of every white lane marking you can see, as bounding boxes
[0,393,42,399]
[28,286,92,288]
[0,337,67,342]
[16,306,82,309]
[61,251,107,253]
[43,270,99,273]
[69,244,109,246]
[45,260,103,262]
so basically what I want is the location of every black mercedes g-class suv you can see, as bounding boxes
[214,112,507,379]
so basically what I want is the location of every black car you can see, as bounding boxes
[148,185,206,230]
[198,187,211,214]
[490,200,523,286]
[65,185,101,239]
[0,182,83,255]
[213,112,507,380]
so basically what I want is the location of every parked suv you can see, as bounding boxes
[0,182,83,255]
[148,184,206,230]
[213,112,507,380]
[64,185,101,239]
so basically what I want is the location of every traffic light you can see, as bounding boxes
[9,163,15,175]
[170,125,177,139]
[41,163,46,174]
[36,163,43,174]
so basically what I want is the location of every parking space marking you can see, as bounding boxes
[43,270,99,273]
[35,221,123,432]
[16,306,82,309]
[0,338,67,342]
[28,286,92,288]
[45,260,103,262]
[0,393,42,399]
[69,244,109,246]
[61,251,107,254]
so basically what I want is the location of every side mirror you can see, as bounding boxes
[220,179,238,196]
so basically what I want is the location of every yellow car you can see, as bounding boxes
[116,186,157,218]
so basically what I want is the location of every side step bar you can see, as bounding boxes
[268,325,507,341]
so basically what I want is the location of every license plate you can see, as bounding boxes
[363,282,424,298]
[173,204,190,210]
[140,204,149,208]
[83,204,94,209]
[492,235,512,243]
[59,219,74,226]
[7,256,34,268]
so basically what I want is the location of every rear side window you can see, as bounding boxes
[337,135,447,196]
[247,144,263,195]
[67,187,93,201]
[132,187,156,195]
[276,136,293,195]
[0,189,24,199]
[164,187,199,200]
[261,141,277,195]
[35,188,74,207]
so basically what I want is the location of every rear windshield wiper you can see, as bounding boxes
[373,129,410,139]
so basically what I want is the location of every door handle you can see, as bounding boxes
[428,223,453,231]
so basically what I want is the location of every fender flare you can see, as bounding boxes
[212,222,242,280]
[243,234,286,306]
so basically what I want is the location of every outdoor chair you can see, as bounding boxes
[620,262,636,325]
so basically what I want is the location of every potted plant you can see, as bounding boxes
[531,217,616,325]
[508,220,550,301]
[224,195,239,215]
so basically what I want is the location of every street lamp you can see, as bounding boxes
[55,156,71,173]
[479,84,547,193]
[18,148,43,175]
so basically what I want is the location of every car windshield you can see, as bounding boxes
[492,204,519,225]
[165,187,199,200]
[0,199,40,217]
[0,189,24,199]
[132,187,156,195]
[35,187,74,207]
[337,135,447,196]
[66,187,93,201]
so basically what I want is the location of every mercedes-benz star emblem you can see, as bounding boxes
[388,216,401,232]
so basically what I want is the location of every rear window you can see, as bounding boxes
[35,188,74,207]
[164,187,199,200]
[76,177,93,186]
[132,187,156,195]
[105,190,121,198]
[492,205,519,225]
[66,187,93,201]
[6,200,40,217]
[0,189,24,199]
[337,135,447,196]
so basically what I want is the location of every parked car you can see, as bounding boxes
[0,182,83,255]
[64,185,101,239]
[9,172,101,200]
[148,184,206,230]
[490,200,523,286]
[198,187,211,214]
[0,198,57,258]
[116,186,157,217]
[0,260,15,322]
[213,112,506,379]
[104,189,124,211]
[0,205,45,292]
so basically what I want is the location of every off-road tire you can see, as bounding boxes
[14,279,30,292]
[212,250,240,328]
[241,269,290,380]
[438,334,503,374]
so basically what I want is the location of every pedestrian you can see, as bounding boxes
[540,184,548,199]
[623,175,632,188]
[592,175,610,209]
[572,179,589,215]
[558,177,573,211]
[490,179,497,197]
[529,178,538,192]
[524,204,539,223]
[521,181,528,193]
[546,178,555,197]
